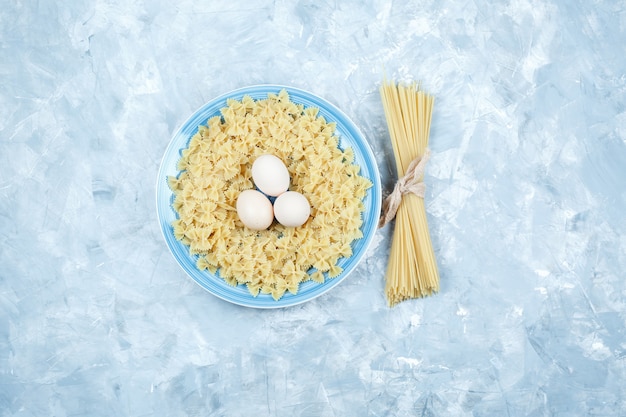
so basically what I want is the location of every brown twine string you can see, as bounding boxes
[378,148,430,228]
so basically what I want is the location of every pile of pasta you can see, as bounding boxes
[167,89,372,301]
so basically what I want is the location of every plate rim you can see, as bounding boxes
[156,84,382,308]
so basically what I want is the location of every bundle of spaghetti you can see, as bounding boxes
[379,80,439,306]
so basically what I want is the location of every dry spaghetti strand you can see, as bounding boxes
[379,80,439,306]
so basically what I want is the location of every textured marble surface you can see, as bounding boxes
[2,0,626,415]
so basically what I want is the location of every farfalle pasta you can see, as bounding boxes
[168,89,372,300]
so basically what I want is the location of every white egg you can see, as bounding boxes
[251,154,290,197]
[236,189,274,230]
[273,191,311,228]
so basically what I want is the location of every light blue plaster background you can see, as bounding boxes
[1,0,626,415]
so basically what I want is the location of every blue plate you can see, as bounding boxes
[156,85,381,308]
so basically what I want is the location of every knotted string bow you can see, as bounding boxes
[378,148,430,228]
